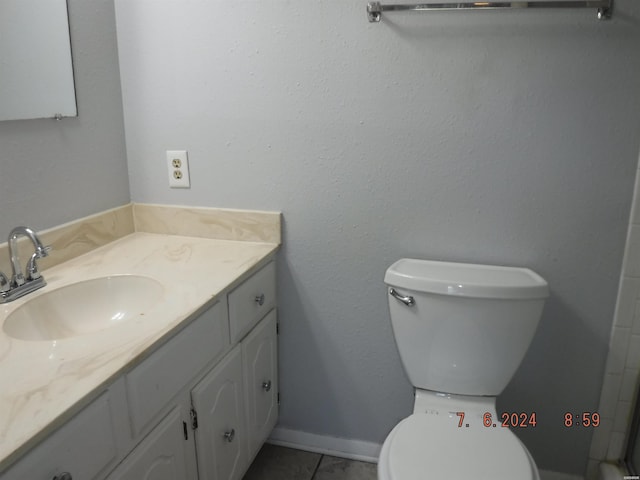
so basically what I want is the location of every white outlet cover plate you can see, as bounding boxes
[166,150,190,188]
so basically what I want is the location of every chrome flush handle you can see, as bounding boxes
[389,287,415,307]
[255,293,265,306]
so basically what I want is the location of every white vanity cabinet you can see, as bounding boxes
[0,260,278,480]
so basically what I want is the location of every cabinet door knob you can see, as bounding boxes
[262,380,272,392]
[255,293,265,306]
[53,474,73,480]
[224,428,236,443]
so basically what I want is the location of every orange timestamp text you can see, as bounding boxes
[455,411,537,428]
[564,412,600,427]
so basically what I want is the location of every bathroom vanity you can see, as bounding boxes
[0,205,281,480]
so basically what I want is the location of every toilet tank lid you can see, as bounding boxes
[384,258,549,300]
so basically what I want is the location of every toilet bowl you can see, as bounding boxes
[377,391,540,480]
[380,259,548,480]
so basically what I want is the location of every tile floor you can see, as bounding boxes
[243,444,377,480]
[242,443,586,480]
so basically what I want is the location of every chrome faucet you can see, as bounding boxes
[0,226,51,303]
[9,226,50,286]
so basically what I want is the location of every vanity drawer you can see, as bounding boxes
[228,262,276,343]
[125,300,229,437]
[1,392,119,480]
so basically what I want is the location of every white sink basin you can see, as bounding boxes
[3,275,164,341]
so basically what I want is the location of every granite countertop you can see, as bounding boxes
[0,231,278,470]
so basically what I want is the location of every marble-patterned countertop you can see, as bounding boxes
[0,232,278,471]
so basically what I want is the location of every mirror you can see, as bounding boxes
[0,0,77,121]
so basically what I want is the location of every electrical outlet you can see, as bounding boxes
[166,150,190,188]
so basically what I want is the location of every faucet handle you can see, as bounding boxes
[0,272,9,293]
[36,245,52,258]
[26,245,51,281]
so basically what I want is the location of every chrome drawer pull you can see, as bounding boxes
[255,293,265,306]
[389,287,415,307]
[262,380,272,392]
[224,428,236,443]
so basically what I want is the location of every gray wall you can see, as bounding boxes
[0,0,129,241]
[115,0,640,475]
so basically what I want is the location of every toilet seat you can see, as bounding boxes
[378,413,538,480]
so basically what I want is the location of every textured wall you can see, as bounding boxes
[115,0,640,474]
[0,0,129,241]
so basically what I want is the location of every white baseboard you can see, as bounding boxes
[267,427,381,463]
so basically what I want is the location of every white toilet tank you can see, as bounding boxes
[385,258,549,396]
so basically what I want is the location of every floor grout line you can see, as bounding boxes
[310,454,324,480]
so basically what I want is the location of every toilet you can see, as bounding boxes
[379,258,549,480]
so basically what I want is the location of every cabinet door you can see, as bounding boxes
[107,405,195,480]
[1,391,120,480]
[191,345,248,480]
[241,310,278,459]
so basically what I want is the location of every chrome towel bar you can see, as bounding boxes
[366,1,614,22]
